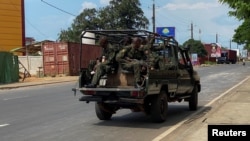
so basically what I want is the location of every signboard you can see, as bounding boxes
[210,43,221,57]
[156,27,175,43]
[156,27,175,37]
[191,53,198,62]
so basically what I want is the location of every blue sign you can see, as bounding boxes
[156,27,175,37]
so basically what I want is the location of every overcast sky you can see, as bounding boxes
[24,0,242,49]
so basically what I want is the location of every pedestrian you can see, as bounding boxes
[85,36,117,88]
[116,37,145,88]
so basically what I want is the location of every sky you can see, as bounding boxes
[24,0,243,49]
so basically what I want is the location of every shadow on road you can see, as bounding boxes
[93,104,212,129]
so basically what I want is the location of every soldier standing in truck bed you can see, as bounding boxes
[141,35,165,70]
[116,37,145,88]
[85,36,117,88]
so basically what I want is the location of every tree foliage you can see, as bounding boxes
[219,0,250,51]
[107,0,149,29]
[58,8,99,42]
[58,0,149,42]
[183,39,207,57]
[219,0,250,20]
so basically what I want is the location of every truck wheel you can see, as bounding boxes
[143,98,151,115]
[189,85,198,111]
[95,102,112,120]
[150,91,168,123]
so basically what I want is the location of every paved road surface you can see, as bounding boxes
[0,63,249,141]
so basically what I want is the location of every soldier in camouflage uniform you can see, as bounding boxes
[141,36,165,70]
[116,37,145,88]
[85,36,117,88]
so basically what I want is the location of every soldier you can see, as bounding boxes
[84,57,100,83]
[141,35,165,70]
[121,36,132,46]
[85,36,117,88]
[116,37,145,88]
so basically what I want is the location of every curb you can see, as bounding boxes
[0,80,78,90]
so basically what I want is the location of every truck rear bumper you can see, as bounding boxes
[73,87,143,96]
[79,95,144,104]
[76,87,141,92]
[73,87,145,104]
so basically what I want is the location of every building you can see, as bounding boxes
[0,0,25,52]
[25,37,35,45]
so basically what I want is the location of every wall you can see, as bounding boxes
[0,52,19,84]
[18,56,43,76]
[0,0,25,52]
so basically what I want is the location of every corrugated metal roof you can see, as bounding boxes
[10,40,54,54]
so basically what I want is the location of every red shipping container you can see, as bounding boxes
[42,42,102,76]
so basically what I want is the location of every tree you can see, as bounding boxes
[183,39,207,57]
[58,0,149,42]
[231,19,250,51]
[106,0,149,29]
[219,0,250,20]
[58,8,99,42]
[219,0,250,51]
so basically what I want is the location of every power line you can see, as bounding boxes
[41,0,76,17]
[26,19,48,39]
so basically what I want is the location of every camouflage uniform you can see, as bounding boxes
[91,43,117,85]
[116,44,144,83]
[85,58,98,83]
[141,39,165,70]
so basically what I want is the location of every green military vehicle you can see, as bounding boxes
[72,30,201,123]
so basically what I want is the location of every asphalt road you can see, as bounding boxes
[0,63,249,141]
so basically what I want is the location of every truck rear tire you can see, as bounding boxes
[150,91,168,123]
[95,102,113,120]
[189,85,198,111]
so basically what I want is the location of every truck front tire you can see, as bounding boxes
[189,85,198,111]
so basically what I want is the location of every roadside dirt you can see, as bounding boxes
[19,73,68,83]
[19,76,46,82]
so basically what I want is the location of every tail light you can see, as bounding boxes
[84,90,96,95]
[131,91,145,97]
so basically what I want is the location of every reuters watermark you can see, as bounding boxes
[208,124,250,141]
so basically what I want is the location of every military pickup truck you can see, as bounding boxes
[72,30,201,123]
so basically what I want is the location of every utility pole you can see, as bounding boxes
[191,22,193,39]
[199,29,201,41]
[229,39,231,49]
[152,0,155,33]
[216,33,218,43]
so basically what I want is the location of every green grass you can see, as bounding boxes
[204,61,217,65]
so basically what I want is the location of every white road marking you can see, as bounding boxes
[3,95,29,101]
[0,124,9,128]
[152,76,250,141]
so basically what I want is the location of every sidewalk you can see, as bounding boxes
[162,76,250,141]
[0,76,78,90]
